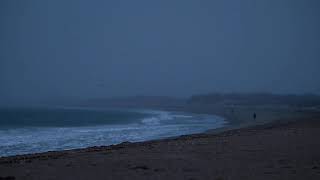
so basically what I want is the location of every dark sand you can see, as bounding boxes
[1,111,320,180]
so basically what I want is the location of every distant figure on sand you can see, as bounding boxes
[253,113,257,120]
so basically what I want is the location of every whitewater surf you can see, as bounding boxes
[0,107,226,157]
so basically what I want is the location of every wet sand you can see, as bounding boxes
[1,111,320,180]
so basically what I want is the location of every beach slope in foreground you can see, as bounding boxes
[1,114,320,180]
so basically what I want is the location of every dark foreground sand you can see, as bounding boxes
[1,115,320,180]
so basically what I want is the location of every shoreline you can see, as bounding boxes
[1,110,320,179]
[0,106,317,159]
[0,107,318,159]
[0,107,227,158]
[0,110,316,160]
[1,107,320,179]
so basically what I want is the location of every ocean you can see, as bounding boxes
[0,107,226,157]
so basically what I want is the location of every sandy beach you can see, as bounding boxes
[1,0,320,178]
[0,108,319,180]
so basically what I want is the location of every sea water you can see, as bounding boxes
[0,107,226,157]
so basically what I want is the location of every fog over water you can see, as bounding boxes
[1,0,320,106]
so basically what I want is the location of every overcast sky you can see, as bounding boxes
[1,0,320,105]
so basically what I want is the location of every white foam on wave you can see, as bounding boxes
[140,110,176,125]
[139,110,196,126]
[172,115,193,118]
[0,110,226,157]
[141,117,161,125]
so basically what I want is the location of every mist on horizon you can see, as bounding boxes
[1,0,320,106]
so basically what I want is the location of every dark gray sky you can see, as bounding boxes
[1,0,320,105]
